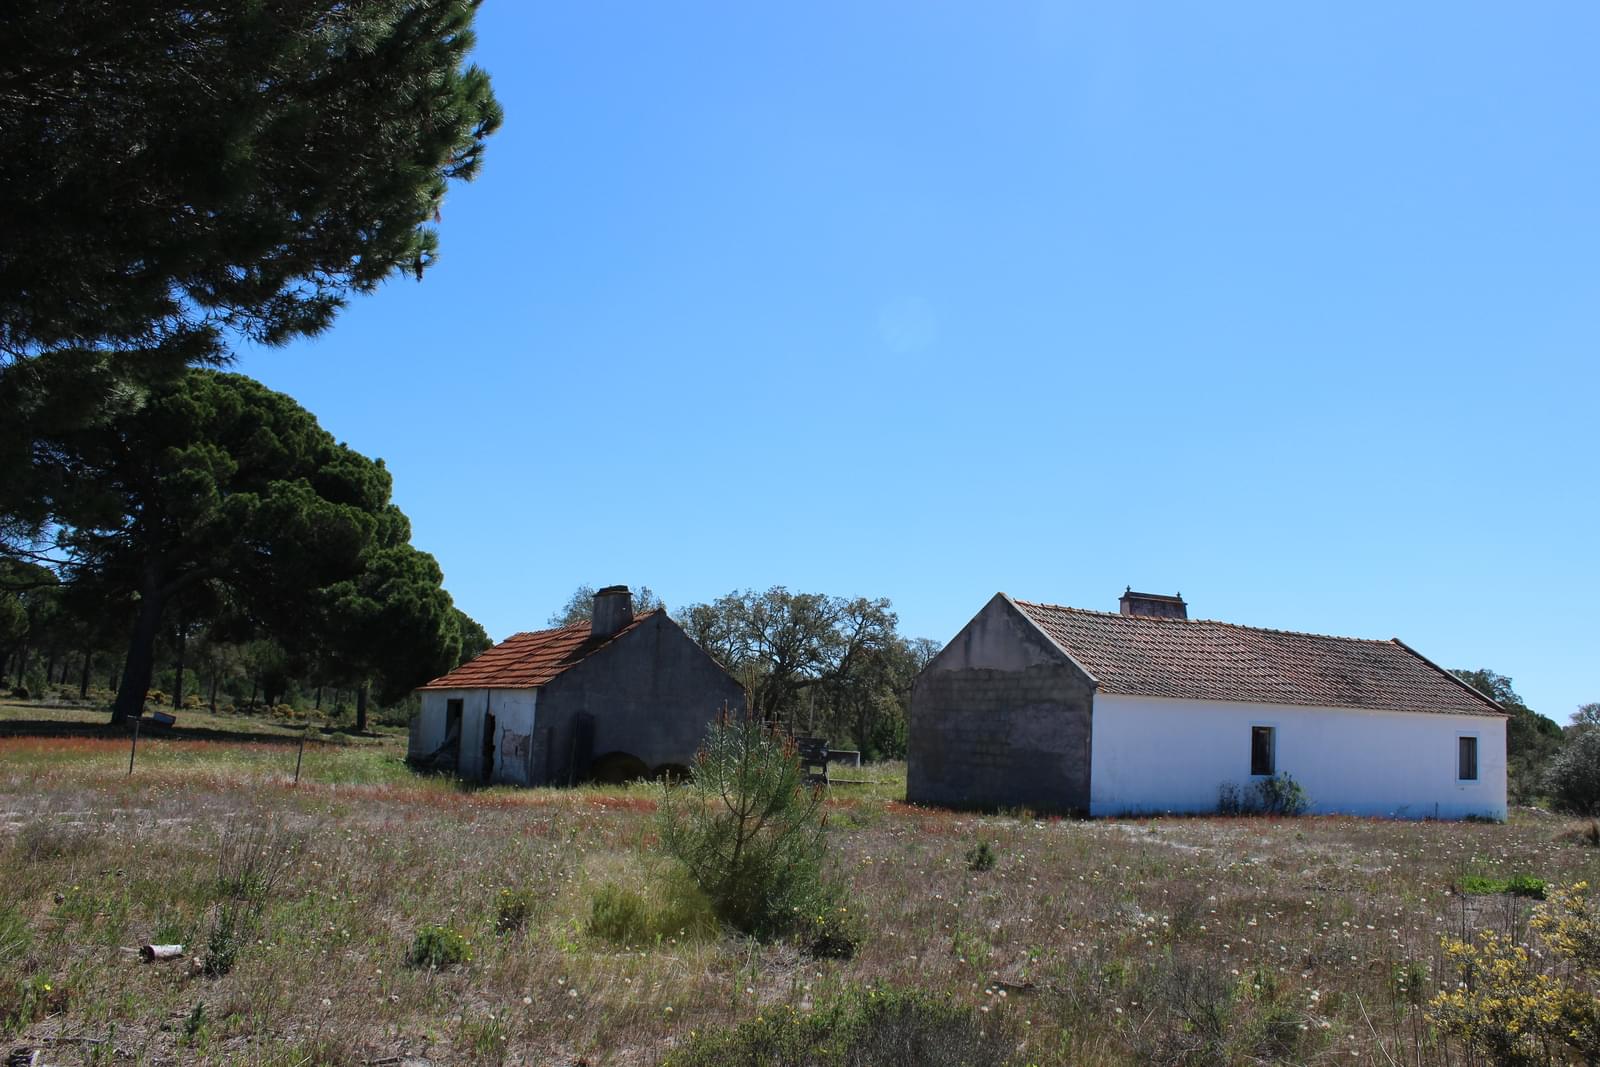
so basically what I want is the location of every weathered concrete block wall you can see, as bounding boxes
[537,612,746,784]
[907,594,1095,813]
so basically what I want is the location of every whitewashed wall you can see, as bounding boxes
[410,688,539,785]
[1089,693,1507,820]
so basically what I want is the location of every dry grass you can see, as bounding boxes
[1,732,1597,1065]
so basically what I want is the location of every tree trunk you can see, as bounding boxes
[13,642,28,687]
[111,579,166,723]
[78,648,91,700]
[171,624,186,708]
[44,651,57,687]
[247,678,257,712]
[315,685,322,710]
[355,683,369,734]
[208,672,219,712]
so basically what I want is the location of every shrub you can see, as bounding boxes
[1254,773,1308,815]
[589,883,653,945]
[204,903,243,976]
[495,886,539,934]
[406,924,471,968]
[1459,874,1547,899]
[1217,774,1309,816]
[1430,882,1600,1064]
[806,906,862,960]
[658,717,834,939]
[213,817,297,903]
[8,685,28,700]
[662,986,1016,1067]
[1547,729,1600,815]
[587,875,718,946]
[1558,821,1600,847]
[965,841,997,872]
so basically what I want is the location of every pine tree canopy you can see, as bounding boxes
[0,0,502,383]
[25,369,465,721]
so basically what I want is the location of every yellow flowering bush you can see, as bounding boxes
[1532,882,1600,973]
[1430,882,1600,1065]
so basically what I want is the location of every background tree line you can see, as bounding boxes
[1451,668,1597,809]
[0,372,491,730]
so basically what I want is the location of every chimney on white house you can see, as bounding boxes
[591,585,635,639]
[1119,587,1188,620]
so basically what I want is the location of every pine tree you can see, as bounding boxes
[0,1,501,383]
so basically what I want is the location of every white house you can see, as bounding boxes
[906,590,1506,820]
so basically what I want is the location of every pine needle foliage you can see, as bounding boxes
[658,717,832,940]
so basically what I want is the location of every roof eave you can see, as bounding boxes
[1387,638,1509,716]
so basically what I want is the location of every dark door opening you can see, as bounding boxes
[443,699,464,769]
[481,711,496,783]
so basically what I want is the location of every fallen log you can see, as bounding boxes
[139,944,183,962]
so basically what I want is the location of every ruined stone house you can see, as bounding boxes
[907,589,1507,819]
[408,586,745,785]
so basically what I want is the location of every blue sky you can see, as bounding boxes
[240,2,1597,721]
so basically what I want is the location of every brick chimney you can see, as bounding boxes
[1119,587,1187,620]
[591,585,635,639]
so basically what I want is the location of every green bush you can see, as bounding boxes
[587,875,718,946]
[1547,729,1600,815]
[965,841,997,872]
[1255,773,1309,816]
[406,923,471,968]
[495,886,539,934]
[1218,774,1309,816]
[204,903,243,976]
[806,906,862,960]
[658,718,835,939]
[1459,874,1546,899]
[662,986,1016,1067]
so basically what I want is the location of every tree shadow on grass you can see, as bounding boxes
[0,716,318,748]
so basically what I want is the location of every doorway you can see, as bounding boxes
[481,711,496,783]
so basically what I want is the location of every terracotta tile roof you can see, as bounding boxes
[417,611,659,691]
[1010,599,1503,717]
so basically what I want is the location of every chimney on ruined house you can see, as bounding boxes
[1118,587,1188,620]
[591,585,635,639]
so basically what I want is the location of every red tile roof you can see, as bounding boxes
[1009,598,1503,717]
[417,611,659,691]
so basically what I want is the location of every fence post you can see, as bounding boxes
[127,716,141,776]
[293,727,308,785]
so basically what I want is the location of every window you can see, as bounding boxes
[1251,725,1275,776]
[1458,736,1479,782]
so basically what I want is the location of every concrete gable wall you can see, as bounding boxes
[536,612,746,784]
[907,595,1096,813]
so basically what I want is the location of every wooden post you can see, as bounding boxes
[128,717,141,775]
[293,727,307,785]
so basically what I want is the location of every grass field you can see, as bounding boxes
[1,703,1597,1065]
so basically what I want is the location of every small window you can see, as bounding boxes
[1458,736,1478,781]
[1251,726,1275,776]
